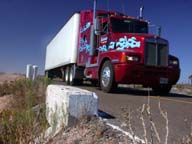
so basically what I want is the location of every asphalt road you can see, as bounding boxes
[77,85,192,144]
[54,81,192,143]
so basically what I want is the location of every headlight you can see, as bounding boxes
[120,53,140,63]
[127,56,139,62]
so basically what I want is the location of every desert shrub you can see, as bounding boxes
[0,105,48,143]
[175,84,184,89]
[0,81,12,96]
[0,77,50,143]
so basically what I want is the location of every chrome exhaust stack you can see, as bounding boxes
[90,0,97,56]
[139,6,144,19]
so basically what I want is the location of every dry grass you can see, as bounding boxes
[120,87,192,144]
[121,88,169,144]
[1,78,191,143]
[48,116,131,144]
[173,84,192,96]
[0,77,51,144]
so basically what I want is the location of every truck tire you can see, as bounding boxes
[152,85,172,95]
[69,65,76,85]
[100,61,117,93]
[45,71,49,78]
[65,67,70,85]
[45,71,53,80]
[69,65,83,86]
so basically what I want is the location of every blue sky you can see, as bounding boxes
[0,0,191,83]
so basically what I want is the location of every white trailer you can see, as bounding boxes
[45,13,81,82]
[45,13,80,71]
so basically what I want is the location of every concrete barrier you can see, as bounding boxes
[45,84,98,137]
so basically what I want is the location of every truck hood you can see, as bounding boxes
[105,33,168,52]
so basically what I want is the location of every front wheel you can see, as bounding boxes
[152,85,172,95]
[100,61,117,93]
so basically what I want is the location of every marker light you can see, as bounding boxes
[169,60,178,66]
[120,54,127,63]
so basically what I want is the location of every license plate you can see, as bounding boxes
[160,78,168,84]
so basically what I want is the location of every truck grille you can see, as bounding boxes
[145,41,168,67]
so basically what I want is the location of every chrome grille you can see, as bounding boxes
[145,40,168,67]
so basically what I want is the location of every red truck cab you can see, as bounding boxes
[78,10,180,93]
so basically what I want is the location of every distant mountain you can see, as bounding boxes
[0,72,5,75]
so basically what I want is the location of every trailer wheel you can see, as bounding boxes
[100,61,117,93]
[69,65,76,85]
[45,71,53,80]
[45,71,49,78]
[65,67,70,85]
[152,85,172,95]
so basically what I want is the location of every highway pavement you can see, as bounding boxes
[54,81,192,143]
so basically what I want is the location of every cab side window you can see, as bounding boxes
[101,22,109,35]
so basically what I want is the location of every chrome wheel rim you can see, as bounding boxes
[101,66,110,87]
[69,67,73,83]
[65,67,69,82]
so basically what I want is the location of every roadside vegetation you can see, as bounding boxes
[173,84,192,96]
[0,77,192,143]
[0,77,51,143]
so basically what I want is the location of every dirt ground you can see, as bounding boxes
[0,73,24,84]
[0,73,24,113]
[48,116,132,144]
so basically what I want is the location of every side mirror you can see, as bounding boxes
[94,17,101,35]
[95,30,101,36]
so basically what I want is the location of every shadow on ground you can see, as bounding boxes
[98,110,115,119]
[111,86,192,99]
[52,80,192,99]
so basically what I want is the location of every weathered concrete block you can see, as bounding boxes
[45,84,98,136]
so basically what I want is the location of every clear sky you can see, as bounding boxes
[0,0,191,83]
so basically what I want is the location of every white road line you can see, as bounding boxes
[106,122,145,144]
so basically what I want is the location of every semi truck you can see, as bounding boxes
[45,2,180,94]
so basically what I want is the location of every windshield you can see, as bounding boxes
[111,17,148,34]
